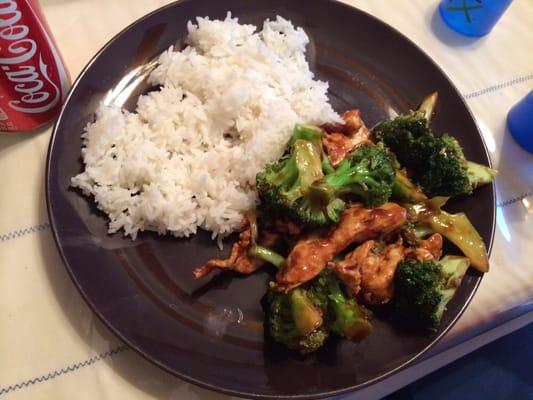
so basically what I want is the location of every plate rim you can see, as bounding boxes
[45,0,497,398]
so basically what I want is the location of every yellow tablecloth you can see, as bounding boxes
[1,1,531,399]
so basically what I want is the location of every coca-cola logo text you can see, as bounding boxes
[0,0,60,114]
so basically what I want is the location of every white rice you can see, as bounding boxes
[71,14,341,241]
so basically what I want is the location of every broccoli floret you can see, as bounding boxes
[256,124,324,210]
[310,144,394,212]
[417,134,472,197]
[292,191,346,226]
[392,256,470,330]
[373,93,478,198]
[266,287,329,354]
[265,268,372,353]
[373,111,434,166]
[317,271,372,340]
[374,113,472,197]
[324,143,395,206]
[372,93,438,167]
[258,127,395,226]
[291,142,395,226]
[257,124,347,226]
[257,246,329,354]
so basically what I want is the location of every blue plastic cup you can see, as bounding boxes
[439,0,513,37]
[507,91,533,153]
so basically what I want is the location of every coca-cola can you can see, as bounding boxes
[0,0,70,133]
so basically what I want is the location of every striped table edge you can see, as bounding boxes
[0,346,129,397]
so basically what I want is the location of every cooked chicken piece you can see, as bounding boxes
[342,109,371,142]
[359,240,404,305]
[322,109,372,166]
[331,239,405,305]
[328,203,406,247]
[405,233,443,261]
[332,233,442,304]
[322,132,354,166]
[274,203,407,291]
[275,236,335,291]
[323,109,369,136]
[193,224,280,279]
[321,122,344,134]
[193,225,257,279]
[329,240,372,297]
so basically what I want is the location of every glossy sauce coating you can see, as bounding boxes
[275,203,407,291]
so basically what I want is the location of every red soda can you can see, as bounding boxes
[0,0,69,133]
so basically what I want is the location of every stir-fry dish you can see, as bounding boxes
[193,93,495,354]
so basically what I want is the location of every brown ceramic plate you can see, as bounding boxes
[46,0,495,398]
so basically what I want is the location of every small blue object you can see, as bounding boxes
[438,0,513,37]
[507,91,533,153]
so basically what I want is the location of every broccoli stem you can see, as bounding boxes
[326,198,346,223]
[466,161,497,189]
[427,211,489,273]
[440,255,470,287]
[284,139,325,202]
[326,275,372,341]
[395,172,489,273]
[322,155,335,175]
[434,255,470,324]
[417,92,438,123]
[326,275,345,303]
[413,224,434,239]
[291,124,323,144]
[392,169,428,204]
[393,170,452,209]
[249,245,285,268]
[290,289,323,335]
[406,203,489,273]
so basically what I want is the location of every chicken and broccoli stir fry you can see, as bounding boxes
[193,93,495,353]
